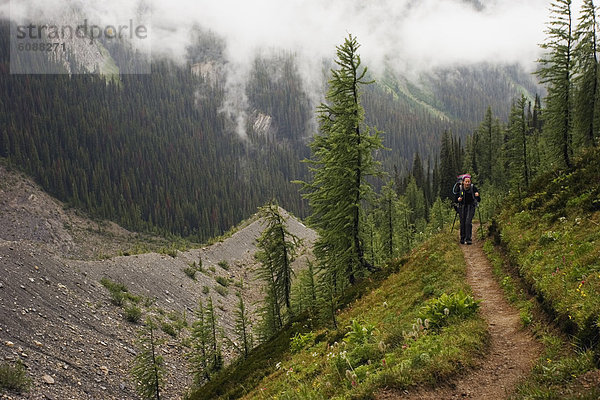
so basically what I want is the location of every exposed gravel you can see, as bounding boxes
[0,165,316,399]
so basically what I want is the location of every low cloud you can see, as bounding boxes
[3,0,562,72]
[3,0,584,137]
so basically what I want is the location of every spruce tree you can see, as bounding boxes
[573,0,599,149]
[536,0,575,168]
[131,319,165,400]
[298,34,383,286]
[439,130,458,200]
[204,297,223,374]
[379,180,397,260]
[506,95,531,198]
[254,202,300,320]
[291,260,318,320]
[234,291,252,359]
[189,301,210,383]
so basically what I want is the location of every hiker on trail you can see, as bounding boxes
[455,174,480,245]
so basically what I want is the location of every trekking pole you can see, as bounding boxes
[477,205,484,240]
[451,210,458,232]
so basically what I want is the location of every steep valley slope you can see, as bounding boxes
[0,164,316,399]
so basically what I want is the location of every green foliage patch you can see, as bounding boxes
[497,150,600,349]
[493,148,600,398]
[0,361,32,393]
[202,230,488,400]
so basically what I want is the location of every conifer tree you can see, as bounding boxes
[189,301,210,383]
[536,0,576,168]
[506,95,531,198]
[298,34,383,286]
[379,180,397,260]
[255,202,300,315]
[234,291,252,359]
[472,107,504,185]
[131,319,165,400]
[204,297,223,374]
[291,260,318,319]
[439,130,460,200]
[411,152,425,190]
[573,0,599,149]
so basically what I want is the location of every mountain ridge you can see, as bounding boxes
[0,163,316,399]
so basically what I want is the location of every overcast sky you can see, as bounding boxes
[4,0,585,74]
[2,0,587,138]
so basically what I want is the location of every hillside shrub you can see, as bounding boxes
[418,291,480,330]
[290,332,316,353]
[0,361,31,393]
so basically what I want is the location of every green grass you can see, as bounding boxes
[489,147,600,399]
[188,229,488,400]
[496,149,600,350]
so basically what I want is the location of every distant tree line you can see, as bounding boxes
[0,20,310,241]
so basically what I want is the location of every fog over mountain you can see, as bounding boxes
[4,0,578,71]
[1,0,574,139]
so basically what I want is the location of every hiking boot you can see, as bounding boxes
[460,240,465,245]
[466,240,472,245]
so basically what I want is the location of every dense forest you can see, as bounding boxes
[0,18,539,240]
[1,0,600,398]
[189,0,600,397]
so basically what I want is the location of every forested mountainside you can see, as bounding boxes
[0,19,540,239]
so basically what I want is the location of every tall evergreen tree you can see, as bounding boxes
[255,202,300,313]
[536,0,576,168]
[189,301,210,383]
[439,130,461,200]
[573,0,599,149]
[506,95,531,197]
[375,180,399,261]
[131,319,165,400]
[298,34,383,286]
[411,152,425,189]
[529,94,544,177]
[470,107,504,185]
[205,298,223,374]
[234,291,252,359]
[291,260,318,319]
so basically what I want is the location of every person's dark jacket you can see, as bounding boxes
[455,184,480,206]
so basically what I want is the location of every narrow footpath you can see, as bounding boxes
[379,229,542,399]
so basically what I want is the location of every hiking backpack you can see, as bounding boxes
[452,174,478,209]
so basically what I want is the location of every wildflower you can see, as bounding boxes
[312,352,318,357]
[382,358,387,367]
[444,307,450,316]
[345,369,353,381]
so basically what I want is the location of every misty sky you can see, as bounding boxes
[3,0,587,74]
[1,0,588,138]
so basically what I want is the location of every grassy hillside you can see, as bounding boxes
[490,146,600,399]
[496,147,600,348]
[189,230,488,399]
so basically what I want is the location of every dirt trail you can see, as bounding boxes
[382,230,542,400]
